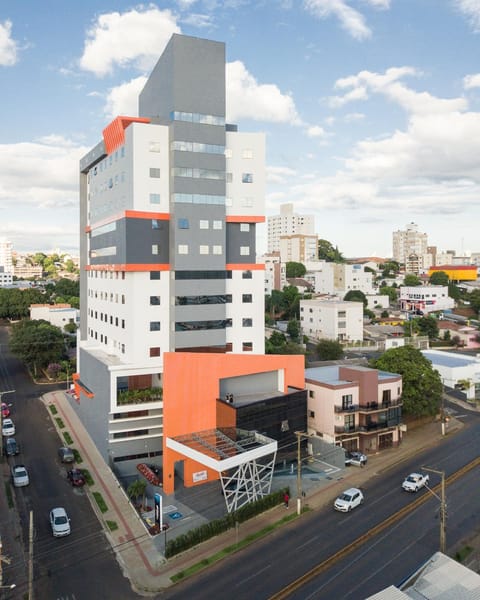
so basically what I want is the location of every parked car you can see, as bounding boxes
[58,447,75,463]
[334,487,364,512]
[402,472,429,492]
[4,437,19,456]
[11,464,29,487]
[50,507,71,537]
[345,451,367,467]
[1,403,10,418]
[2,418,15,437]
[67,468,86,487]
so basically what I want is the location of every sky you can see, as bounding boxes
[2,0,480,259]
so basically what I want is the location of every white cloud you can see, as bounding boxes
[463,73,480,89]
[267,165,297,184]
[306,125,327,138]
[366,0,390,7]
[104,76,148,118]
[304,0,371,40]
[329,85,368,107]
[344,112,365,122]
[181,13,215,27]
[0,20,18,66]
[79,7,180,76]
[454,0,480,32]
[226,61,301,124]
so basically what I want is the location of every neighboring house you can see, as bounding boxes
[312,262,375,297]
[30,304,79,329]
[305,365,403,454]
[422,349,480,400]
[300,299,364,342]
[0,267,13,287]
[399,285,454,315]
[366,294,390,310]
[437,321,480,349]
[286,278,314,294]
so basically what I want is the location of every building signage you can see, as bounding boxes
[192,470,208,483]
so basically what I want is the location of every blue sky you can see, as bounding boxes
[2,0,480,259]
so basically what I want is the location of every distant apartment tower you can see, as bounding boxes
[392,222,428,274]
[263,252,286,294]
[0,239,13,274]
[313,262,374,297]
[279,233,318,264]
[267,203,315,253]
[77,34,265,472]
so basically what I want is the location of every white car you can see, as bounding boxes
[345,451,367,467]
[50,507,71,537]
[11,464,29,487]
[402,472,429,492]
[334,487,364,512]
[2,418,15,437]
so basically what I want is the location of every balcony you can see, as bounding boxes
[358,419,402,433]
[334,404,359,413]
[358,398,403,412]
[116,388,163,406]
[334,425,360,434]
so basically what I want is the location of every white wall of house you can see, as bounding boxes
[300,299,364,341]
[400,285,454,314]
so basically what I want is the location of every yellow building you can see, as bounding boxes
[428,265,477,281]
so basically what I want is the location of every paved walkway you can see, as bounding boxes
[43,390,473,596]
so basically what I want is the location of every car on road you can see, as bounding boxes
[1,403,10,418]
[345,451,367,467]
[58,447,75,463]
[4,437,19,456]
[67,468,86,487]
[334,487,364,512]
[11,464,29,487]
[2,418,15,437]
[402,472,429,492]
[50,507,71,537]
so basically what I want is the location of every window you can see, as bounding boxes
[178,244,189,254]
[150,193,161,204]
[309,410,315,418]
[152,219,159,229]
[225,148,232,158]
[226,173,233,183]
[199,220,209,229]
[242,270,252,279]
[213,220,222,230]
[382,389,392,406]
[150,347,161,357]
[149,168,160,178]
[152,244,159,255]
[150,296,161,305]
[242,149,253,159]
[213,245,222,255]
[199,245,209,255]
[150,322,161,331]
[241,197,254,207]
[309,390,314,398]
[344,414,355,431]
[242,342,253,351]
[178,218,189,229]
[242,318,253,327]
[342,394,353,410]
[242,294,252,303]
[240,223,250,232]
[242,173,253,183]
[149,141,161,152]
[150,272,160,280]
[240,246,250,256]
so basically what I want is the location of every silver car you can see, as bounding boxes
[11,464,29,487]
[50,507,71,537]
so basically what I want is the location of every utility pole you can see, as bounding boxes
[296,432,302,516]
[422,466,447,553]
[0,390,15,458]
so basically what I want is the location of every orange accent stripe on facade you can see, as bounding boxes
[226,264,265,270]
[102,116,150,154]
[124,210,169,220]
[225,215,265,223]
[85,264,170,272]
[72,373,94,399]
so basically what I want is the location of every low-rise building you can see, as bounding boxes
[422,349,480,400]
[30,304,79,330]
[305,365,403,454]
[399,285,454,315]
[300,299,363,342]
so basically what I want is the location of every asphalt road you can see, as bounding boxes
[0,326,139,600]
[160,405,480,600]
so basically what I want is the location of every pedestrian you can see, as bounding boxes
[284,492,289,508]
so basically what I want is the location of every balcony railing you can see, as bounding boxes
[335,419,402,435]
[358,398,403,412]
[334,404,359,413]
[334,425,360,434]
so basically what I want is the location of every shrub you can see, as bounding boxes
[55,417,65,429]
[81,469,94,486]
[49,404,58,415]
[63,432,73,445]
[73,449,82,464]
[93,491,108,513]
[106,520,118,532]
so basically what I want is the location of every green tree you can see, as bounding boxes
[379,286,398,303]
[416,316,439,339]
[403,274,422,286]
[9,319,66,375]
[448,282,462,301]
[282,285,300,319]
[381,261,400,278]
[316,339,344,360]
[468,289,480,312]
[0,288,45,320]
[287,319,300,342]
[343,290,367,306]
[317,239,345,263]
[372,346,441,416]
[381,310,389,318]
[286,262,306,278]
[429,271,449,286]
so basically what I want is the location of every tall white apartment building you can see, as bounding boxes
[267,203,315,253]
[392,222,428,273]
[279,233,319,264]
[76,35,266,474]
[0,239,13,274]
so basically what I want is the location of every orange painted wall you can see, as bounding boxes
[162,352,305,494]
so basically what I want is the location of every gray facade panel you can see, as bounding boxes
[226,222,256,263]
[173,152,225,170]
[173,122,225,145]
[173,178,225,196]
[174,279,228,296]
[175,305,227,321]
[175,329,226,348]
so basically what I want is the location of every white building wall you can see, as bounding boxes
[30,305,79,329]
[300,299,364,341]
[399,285,454,314]
[267,203,315,252]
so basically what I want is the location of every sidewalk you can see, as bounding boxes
[43,390,470,596]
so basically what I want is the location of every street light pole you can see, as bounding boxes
[422,466,447,553]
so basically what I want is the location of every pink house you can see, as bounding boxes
[305,365,403,454]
